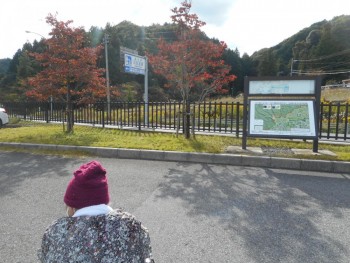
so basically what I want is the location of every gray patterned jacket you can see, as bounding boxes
[38,209,153,262]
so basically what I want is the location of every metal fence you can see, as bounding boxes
[3,101,350,140]
[319,102,350,140]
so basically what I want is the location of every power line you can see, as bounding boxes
[144,31,177,35]
[294,49,350,62]
[292,69,350,75]
[291,49,350,75]
[316,62,350,70]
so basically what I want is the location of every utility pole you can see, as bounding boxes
[290,58,294,76]
[103,34,111,120]
[144,56,149,126]
[26,30,53,118]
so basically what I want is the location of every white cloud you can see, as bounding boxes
[191,0,235,26]
[0,0,349,59]
[200,0,350,55]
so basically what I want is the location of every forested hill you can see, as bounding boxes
[251,15,350,83]
[0,59,11,75]
[1,15,350,102]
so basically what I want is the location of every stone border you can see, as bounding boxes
[0,142,349,174]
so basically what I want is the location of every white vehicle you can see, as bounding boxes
[0,107,9,127]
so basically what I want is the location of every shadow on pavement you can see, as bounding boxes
[157,163,349,262]
[0,151,81,197]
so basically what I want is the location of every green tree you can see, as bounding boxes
[223,47,243,95]
[257,49,277,76]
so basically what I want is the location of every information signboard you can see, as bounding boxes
[124,53,146,75]
[248,99,317,138]
[242,76,321,151]
[249,79,315,95]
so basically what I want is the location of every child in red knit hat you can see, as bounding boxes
[64,160,110,215]
[38,160,154,263]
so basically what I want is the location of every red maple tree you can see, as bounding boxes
[26,14,106,133]
[147,1,236,137]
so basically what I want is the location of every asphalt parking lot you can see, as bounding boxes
[1,151,349,262]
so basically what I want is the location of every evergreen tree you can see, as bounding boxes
[257,49,277,76]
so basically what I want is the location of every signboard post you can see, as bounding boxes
[120,49,149,125]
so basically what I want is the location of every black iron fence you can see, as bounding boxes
[319,102,350,140]
[3,101,350,140]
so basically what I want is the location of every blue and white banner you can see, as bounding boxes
[124,53,146,75]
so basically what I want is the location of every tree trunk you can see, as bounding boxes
[184,99,191,139]
[66,86,74,133]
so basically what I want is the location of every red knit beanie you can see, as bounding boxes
[64,161,110,209]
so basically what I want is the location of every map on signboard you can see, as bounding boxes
[249,100,316,137]
[249,80,315,95]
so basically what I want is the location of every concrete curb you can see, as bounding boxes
[0,142,349,174]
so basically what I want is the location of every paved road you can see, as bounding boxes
[0,151,349,263]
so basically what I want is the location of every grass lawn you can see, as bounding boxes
[0,120,349,161]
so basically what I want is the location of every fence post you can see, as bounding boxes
[224,102,228,133]
[344,103,349,140]
[202,101,206,131]
[327,103,332,139]
[236,102,240,137]
[312,76,321,153]
[23,101,27,120]
[191,108,195,138]
[45,102,49,123]
[335,102,341,140]
[242,77,249,149]
[319,102,324,138]
[176,111,181,138]
[138,101,142,131]
[102,102,105,128]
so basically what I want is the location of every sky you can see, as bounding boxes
[1,0,349,59]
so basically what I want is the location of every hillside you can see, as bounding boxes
[1,15,349,102]
[251,15,350,83]
[0,58,10,75]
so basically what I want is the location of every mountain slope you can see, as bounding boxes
[251,15,350,82]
